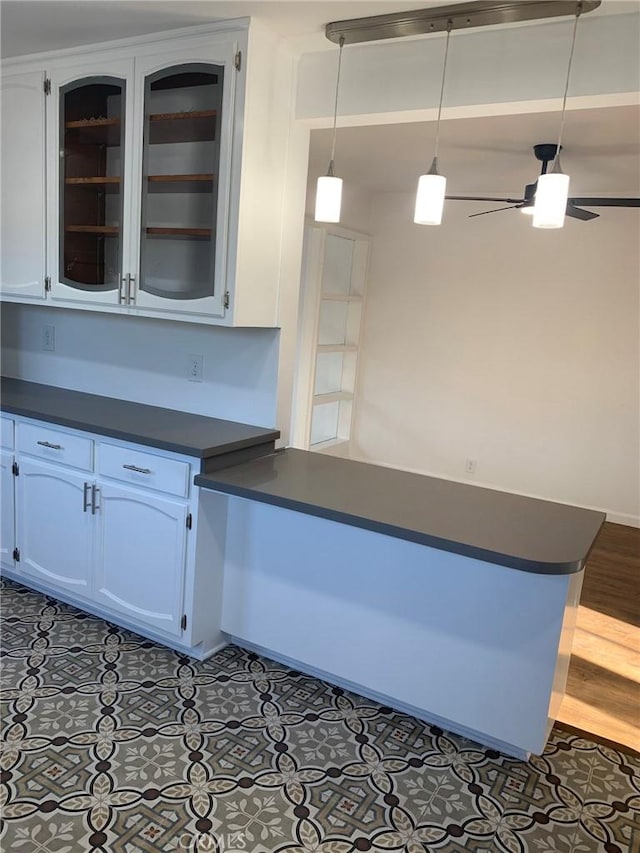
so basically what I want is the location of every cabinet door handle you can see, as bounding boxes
[83,482,91,512]
[119,275,129,304]
[128,275,136,305]
[91,484,100,514]
[37,440,62,450]
[122,464,152,475]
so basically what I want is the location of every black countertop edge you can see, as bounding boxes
[195,473,590,574]
[2,405,277,461]
[1,377,280,460]
[194,449,606,576]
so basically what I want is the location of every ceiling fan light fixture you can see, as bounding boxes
[532,170,570,228]
[315,37,345,223]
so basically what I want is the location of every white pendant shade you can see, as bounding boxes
[315,175,343,223]
[414,173,447,225]
[532,172,570,229]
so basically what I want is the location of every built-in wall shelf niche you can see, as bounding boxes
[292,223,371,456]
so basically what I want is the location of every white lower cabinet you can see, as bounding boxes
[16,458,93,598]
[94,482,187,637]
[0,449,15,569]
[2,416,224,658]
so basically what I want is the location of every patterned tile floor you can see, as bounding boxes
[1,578,638,853]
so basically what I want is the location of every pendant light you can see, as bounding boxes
[315,36,345,223]
[414,21,453,226]
[533,2,582,229]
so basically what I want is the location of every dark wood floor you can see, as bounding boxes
[557,521,640,752]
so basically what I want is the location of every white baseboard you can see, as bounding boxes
[603,511,640,528]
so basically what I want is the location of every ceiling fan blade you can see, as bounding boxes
[566,203,599,221]
[569,198,640,207]
[469,205,519,218]
[446,195,524,204]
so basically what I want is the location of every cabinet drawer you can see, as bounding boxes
[97,442,190,497]
[17,421,93,471]
[1,416,14,450]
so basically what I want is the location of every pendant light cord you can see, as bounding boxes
[327,36,345,176]
[553,2,582,170]
[432,21,453,164]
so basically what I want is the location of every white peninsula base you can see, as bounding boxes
[212,494,584,759]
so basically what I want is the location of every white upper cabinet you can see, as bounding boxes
[2,22,297,327]
[0,70,47,300]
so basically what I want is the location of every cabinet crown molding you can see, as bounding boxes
[1,17,251,69]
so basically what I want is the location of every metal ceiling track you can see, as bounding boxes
[325,1,600,45]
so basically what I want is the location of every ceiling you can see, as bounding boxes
[1,0,636,58]
[307,104,640,198]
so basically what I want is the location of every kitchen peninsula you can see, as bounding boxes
[195,450,604,759]
[1,379,605,759]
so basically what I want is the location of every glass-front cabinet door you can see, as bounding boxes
[61,78,125,291]
[138,65,221,305]
[48,59,135,305]
[130,44,236,318]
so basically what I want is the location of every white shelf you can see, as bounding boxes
[317,344,358,353]
[321,293,362,303]
[292,223,371,452]
[313,391,354,405]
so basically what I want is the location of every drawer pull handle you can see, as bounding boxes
[122,464,152,475]
[37,440,62,450]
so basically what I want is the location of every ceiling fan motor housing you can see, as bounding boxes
[534,143,561,164]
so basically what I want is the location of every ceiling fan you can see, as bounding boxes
[446,144,640,221]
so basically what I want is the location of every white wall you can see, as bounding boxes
[352,192,640,526]
[1,303,279,428]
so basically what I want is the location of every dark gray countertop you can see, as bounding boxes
[196,449,605,574]
[1,377,279,461]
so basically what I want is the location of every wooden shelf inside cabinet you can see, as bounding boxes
[146,227,211,238]
[147,174,214,193]
[65,117,121,146]
[65,225,119,235]
[148,110,217,145]
[65,177,121,185]
[313,391,354,405]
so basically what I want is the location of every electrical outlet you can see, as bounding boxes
[465,458,477,475]
[42,324,55,352]
[187,353,204,382]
